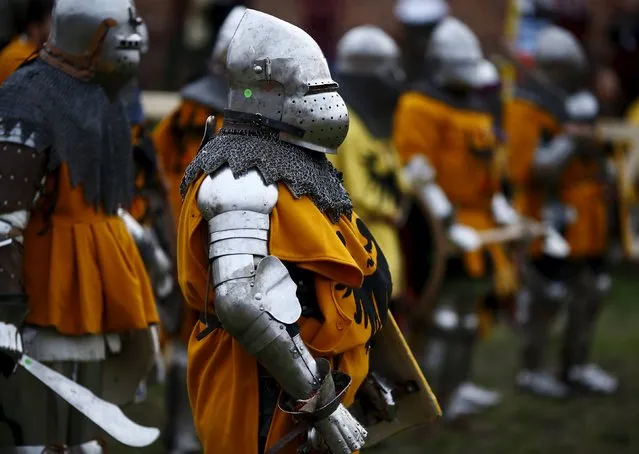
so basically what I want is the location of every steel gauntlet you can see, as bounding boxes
[279,358,367,454]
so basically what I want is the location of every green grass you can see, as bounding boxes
[114,270,639,454]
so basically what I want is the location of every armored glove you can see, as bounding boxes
[491,193,520,225]
[448,223,481,252]
[301,406,367,454]
[542,226,570,258]
[281,358,367,454]
[0,321,22,377]
[135,228,174,298]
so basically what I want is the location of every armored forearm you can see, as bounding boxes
[0,141,47,323]
[119,209,174,298]
[403,156,481,251]
[197,167,321,400]
[403,155,453,224]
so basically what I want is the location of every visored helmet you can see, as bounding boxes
[181,5,246,112]
[44,0,144,95]
[534,25,587,91]
[226,9,348,154]
[336,25,404,83]
[427,17,484,89]
[210,5,247,74]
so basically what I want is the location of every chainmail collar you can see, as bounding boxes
[181,123,353,223]
[0,58,134,213]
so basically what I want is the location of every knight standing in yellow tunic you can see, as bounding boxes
[0,0,159,451]
[394,17,521,420]
[328,25,441,445]
[152,7,245,453]
[178,10,388,454]
[329,26,408,306]
[506,25,618,398]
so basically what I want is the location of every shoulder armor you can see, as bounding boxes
[196,166,279,221]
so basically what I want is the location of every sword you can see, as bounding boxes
[17,354,160,448]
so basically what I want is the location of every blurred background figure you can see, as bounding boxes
[119,9,176,406]
[506,25,617,398]
[0,0,52,84]
[331,25,408,308]
[394,0,449,83]
[394,16,519,421]
[151,6,246,454]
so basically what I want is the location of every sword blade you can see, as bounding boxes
[18,354,160,448]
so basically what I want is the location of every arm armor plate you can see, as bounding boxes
[404,156,453,223]
[197,166,321,400]
[0,141,47,324]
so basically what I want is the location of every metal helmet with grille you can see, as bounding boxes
[180,5,246,111]
[336,25,403,82]
[226,9,348,154]
[534,25,587,90]
[45,0,144,93]
[426,17,484,88]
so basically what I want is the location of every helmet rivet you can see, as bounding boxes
[253,65,263,74]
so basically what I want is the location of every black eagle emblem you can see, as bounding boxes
[334,218,391,343]
[362,152,403,206]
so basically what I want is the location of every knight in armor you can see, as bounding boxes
[506,25,618,397]
[124,14,174,298]
[393,17,520,420]
[330,25,408,312]
[0,0,52,84]
[152,7,246,454]
[0,0,160,451]
[177,9,390,453]
[329,26,441,443]
[118,18,176,403]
